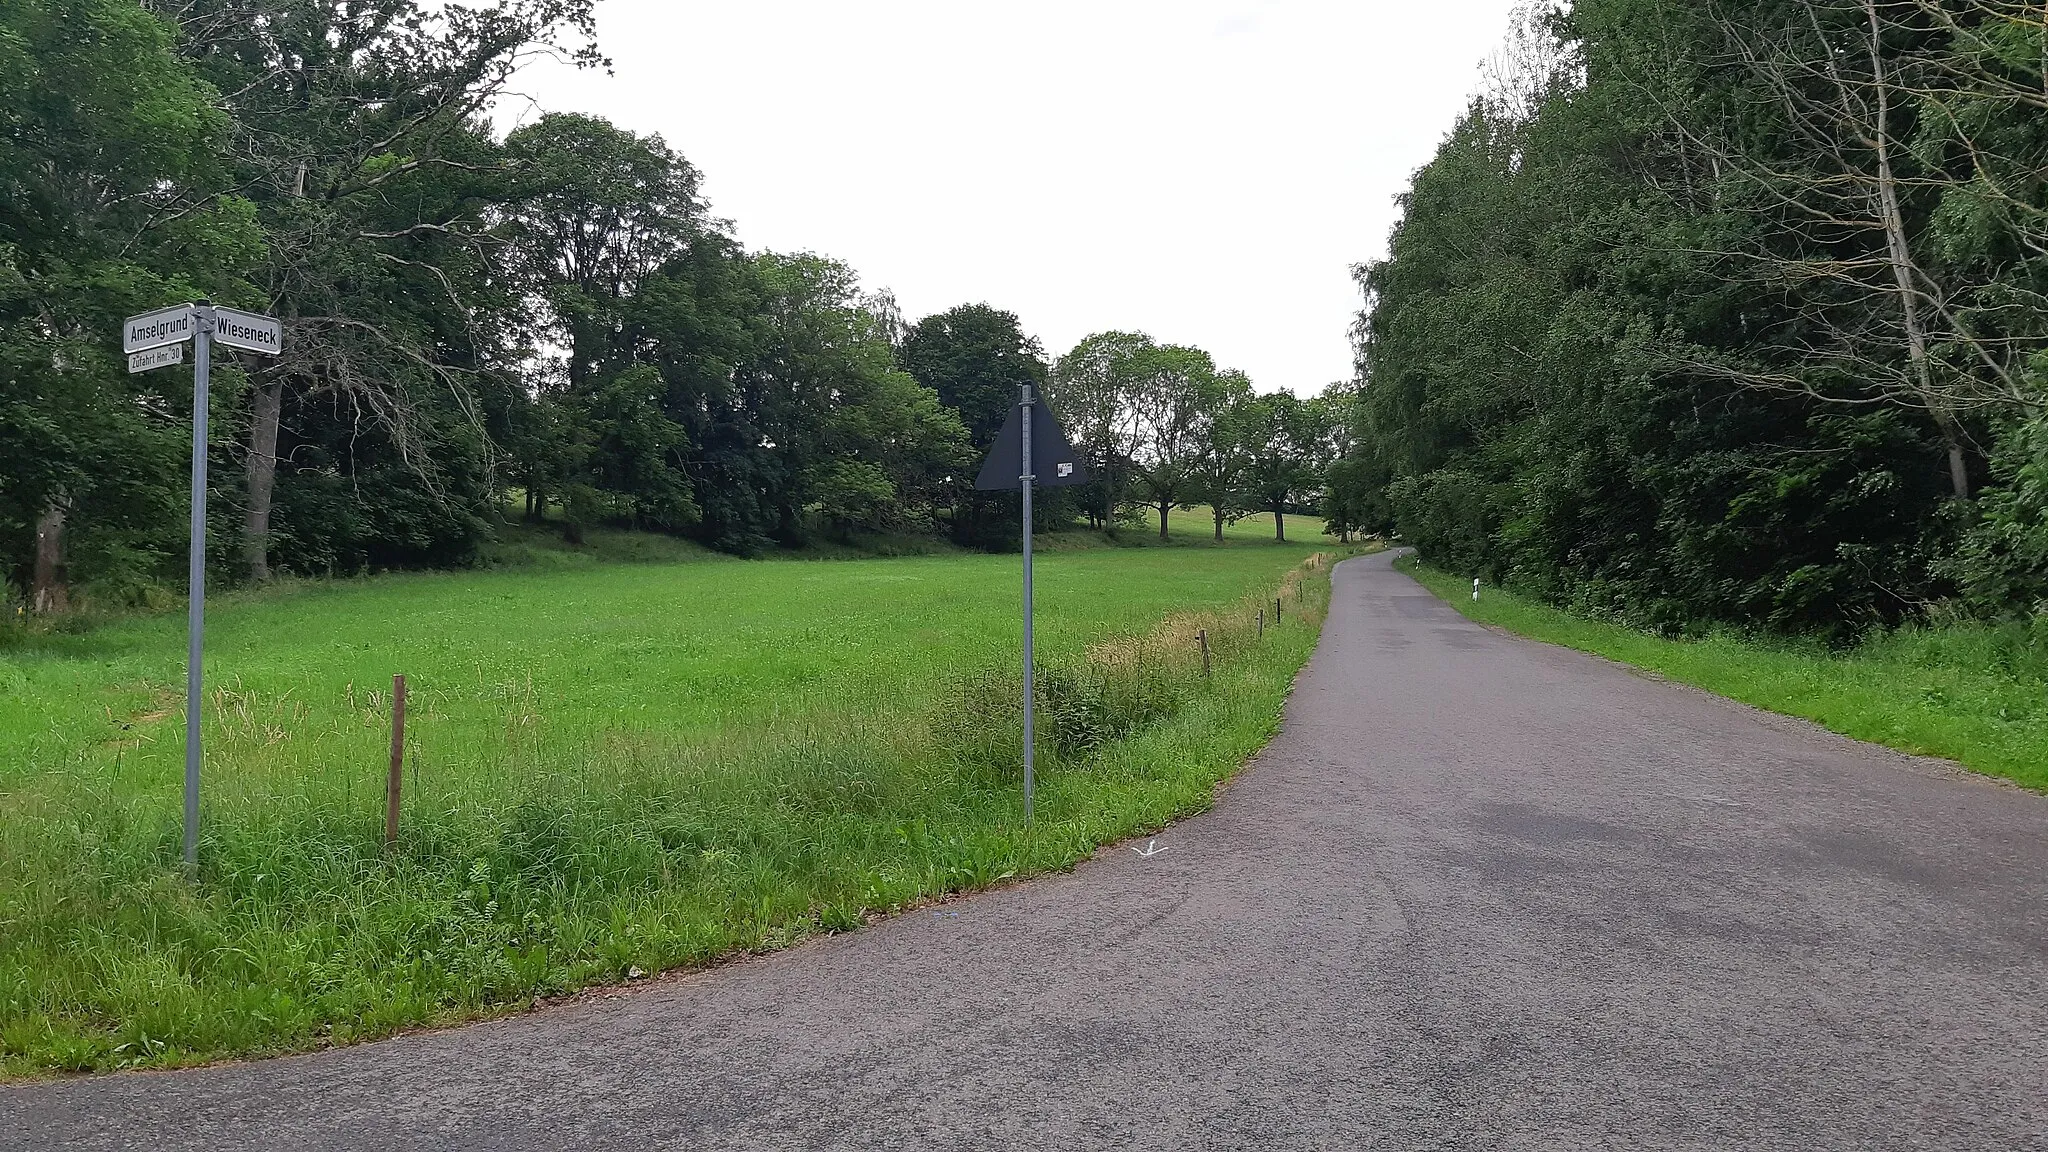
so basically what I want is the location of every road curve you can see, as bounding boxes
[9,550,2047,1150]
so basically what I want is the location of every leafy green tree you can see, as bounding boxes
[1189,371,1257,541]
[0,0,259,609]
[1127,344,1229,539]
[900,304,1049,545]
[901,304,1047,450]
[501,114,708,539]
[1345,0,1972,636]
[747,254,969,543]
[1238,390,1328,543]
[1050,331,1150,531]
[173,0,601,579]
[504,113,705,393]
[618,233,772,551]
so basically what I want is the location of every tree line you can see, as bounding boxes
[2,0,1336,615]
[1327,0,2048,637]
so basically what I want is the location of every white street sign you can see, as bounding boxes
[210,306,282,355]
[123,304,197,353]
[128,344,184,374]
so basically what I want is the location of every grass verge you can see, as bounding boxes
[1,544,1359,1077]
[1400,555,2048,794]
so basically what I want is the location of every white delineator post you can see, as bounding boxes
[183,304,213,869]
[1019,381,1035,825]
[1473,578,1481,602]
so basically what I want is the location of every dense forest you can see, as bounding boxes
[1,0,1338,616]
[1329,0,2048,638]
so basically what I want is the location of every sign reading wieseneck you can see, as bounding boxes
[210,306,283,355]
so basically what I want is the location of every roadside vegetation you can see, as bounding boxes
[1324,3,2048,649]
[1,539,1354,1076]
[1404,558,2048,794]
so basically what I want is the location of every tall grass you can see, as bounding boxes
[1403,557,2048,793]
[0,547,1349,1076]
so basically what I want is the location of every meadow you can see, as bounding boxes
[1126,505,1317,544]
[1404,557,2048,794]
[0,534,1349,1076]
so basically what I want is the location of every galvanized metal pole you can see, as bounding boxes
[183,305,212,869]
[1020,381,1035,824]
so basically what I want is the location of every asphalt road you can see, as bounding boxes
[9,550,2047,1150]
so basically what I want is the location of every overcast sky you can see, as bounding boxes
[502,1,1523,394]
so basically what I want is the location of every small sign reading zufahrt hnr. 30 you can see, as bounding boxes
[128,344,184,374]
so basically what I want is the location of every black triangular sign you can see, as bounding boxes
[975,399,1090,490]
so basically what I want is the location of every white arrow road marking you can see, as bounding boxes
[1129,838,1169,859]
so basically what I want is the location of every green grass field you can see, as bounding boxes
[0,536,1352,1076]
[1403,557,2048,794]
[1123,504,1331,544]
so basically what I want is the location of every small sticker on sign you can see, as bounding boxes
[1058,462,1074,477]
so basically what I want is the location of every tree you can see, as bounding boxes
[746,253,969,543]
[1239,391,1327,542]
[503,113,705,393]
[1656,0,2046,499]
[1190,371,1258,541]
[901,304,1047,451]
[168,0,602,579]
[900,304,1048,545]
[0,0,259,610]
[501,114,708,538]
[1318,382,1388,541]
[1345,0,1968,635]
[1127,344,1230,540]
[1049,331,1150,531]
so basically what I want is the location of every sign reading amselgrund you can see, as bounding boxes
[124,304,198,353]
[210,306,283,355]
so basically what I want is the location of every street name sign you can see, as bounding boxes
[210,306,284,355]
[113,299,282,868]
[123,304,198,353]
[128,344,184,374]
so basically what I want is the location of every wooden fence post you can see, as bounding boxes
[1275,596,1283,625]
[1198,629,1211,677]
[1258,608,1264,638]
[384,674,407,850]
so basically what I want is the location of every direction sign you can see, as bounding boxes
[210,306,283,355]
[113,298,280,870]
[128,344,184,374]
[123,304,197,353]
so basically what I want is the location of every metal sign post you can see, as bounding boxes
[1019,382,1035,823]
[122,300,281,870]
[182,307,212,868]
[974,383,1088,826]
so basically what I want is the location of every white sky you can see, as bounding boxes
[503,1,1522,394]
